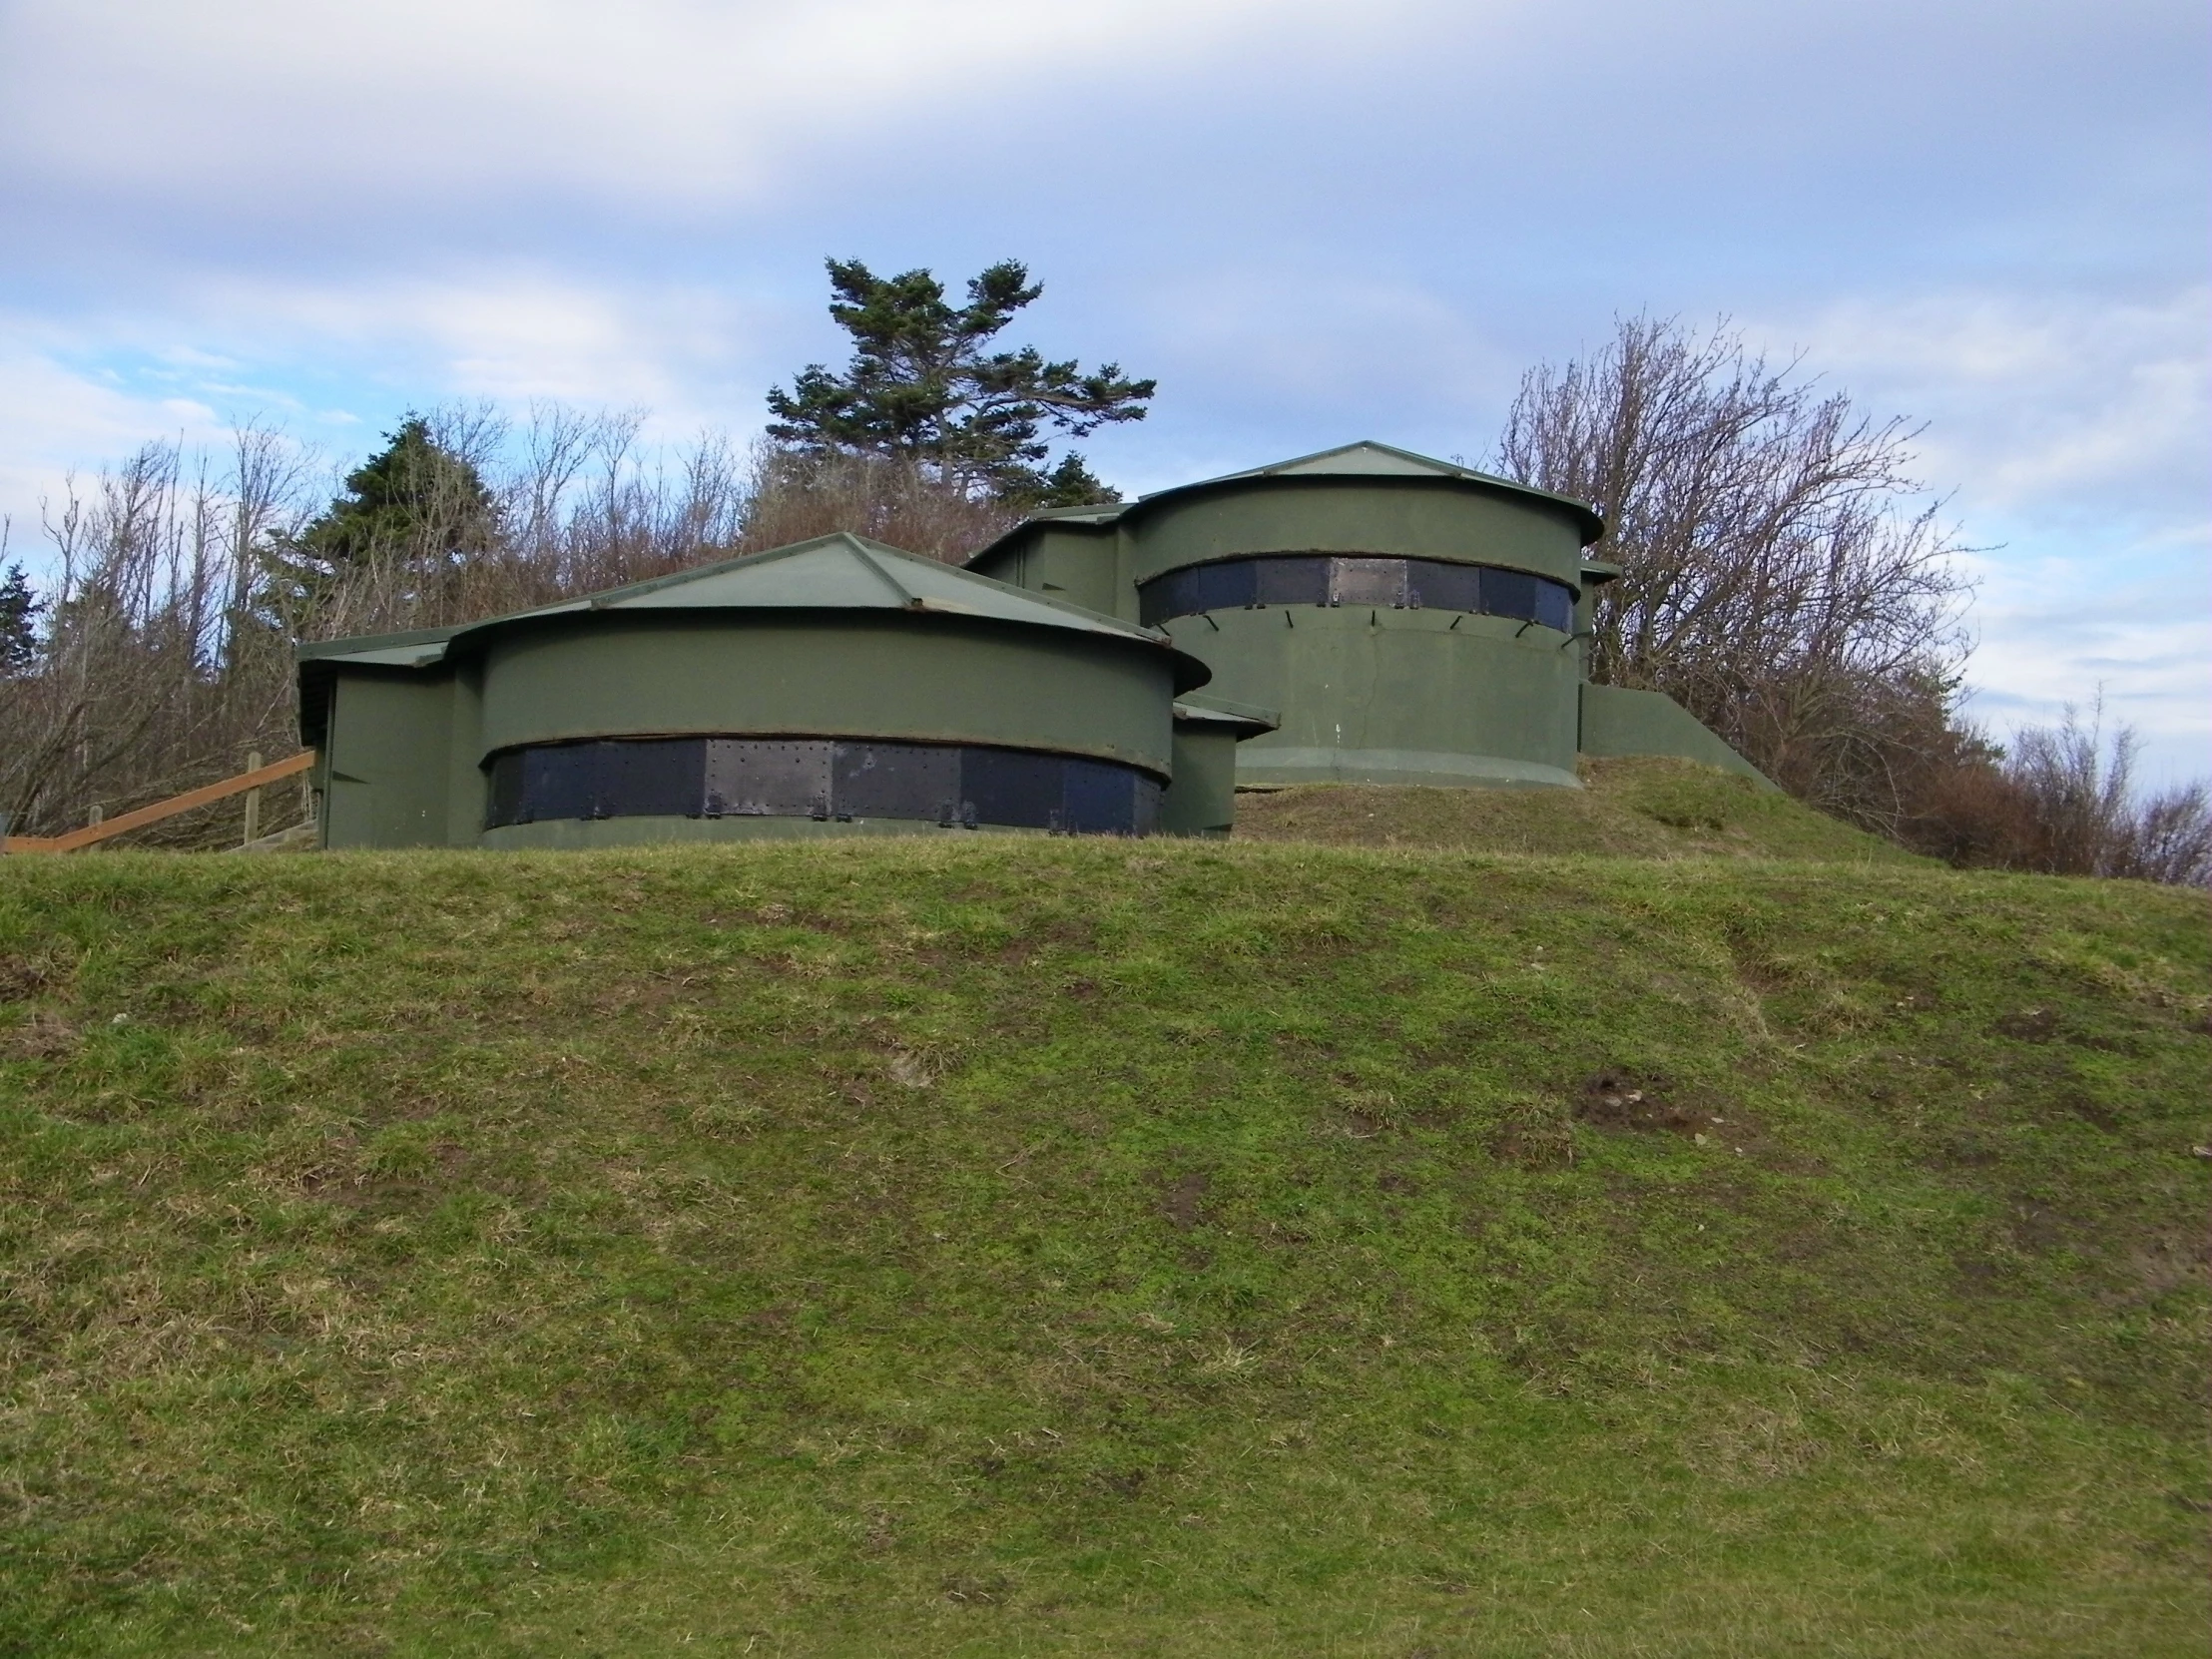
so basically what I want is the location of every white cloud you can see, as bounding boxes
[1741,286,2212,783]
[0,0,1433,211]
[1756,285,2212,518]
[0,335,230,562]
[202,271,777,419]
[1958,552,2211,786]
[0,268,797,564]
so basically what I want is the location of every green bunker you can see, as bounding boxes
[299,533,1261,849]
[300,444,1764,850]
[966,441,1764,792]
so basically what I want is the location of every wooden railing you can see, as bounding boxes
[2,751,316,854]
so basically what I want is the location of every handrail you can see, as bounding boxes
[3,751,315,854]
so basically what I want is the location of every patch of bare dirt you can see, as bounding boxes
[2066,1094,2121,1132]
[0,955,52,1002]
[1159,1171,1211,1231]
[4,1009,79,1059]
[1994,1007,2059,1041]
[1573,1071,1702,1135]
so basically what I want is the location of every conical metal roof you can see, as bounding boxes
[967,440,1606,566]
[298,532,1210,691]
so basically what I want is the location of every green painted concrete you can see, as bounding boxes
[305,532,1202,851]
[479,815,1003,850]
[1158,605,1583,790]
[321,674,459,848]
[979,524,1122,619]
[1159,694,1279,836]
[1128,479,1589,588]
[477,615,1176,780]
[1159,726,1241,836]
[1579,683,1776,788]
[969,444,1765,795]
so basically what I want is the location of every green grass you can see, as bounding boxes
[1,837,2205,1655]
[1237,757,1925,862]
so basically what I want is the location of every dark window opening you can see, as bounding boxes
[485,738,1162,835]
[1138,554,1575,631]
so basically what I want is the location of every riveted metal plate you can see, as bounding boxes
[833,740,960,821]
[705,739,833,817]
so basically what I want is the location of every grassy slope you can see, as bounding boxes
[0,838,2205,1656]
[1236,757,1925,862]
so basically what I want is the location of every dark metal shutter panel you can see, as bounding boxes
[1139,559,1257,625]
[524,744,594,823]
[605,738,704,818]
[1535,578,1575,632]
[1481,567,1540,622]
[1404,559,1482,612]
[1062,758,1137,833]
[959,747,1064,829]
[485,752,526,828]
[1252,556,1331,606]
[705,740,833,816]
[832,741,960,820]
[1329,557,1405,608]
[1130,776,1164,835]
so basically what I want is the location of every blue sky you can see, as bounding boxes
[2,0,2204,779]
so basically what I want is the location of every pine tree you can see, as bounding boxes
[0,561,40,676]
[767,259,1152,507]
[263,416,498,625]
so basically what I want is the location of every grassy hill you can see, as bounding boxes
[1,831,2206,1655]
[1236,757,1924,862]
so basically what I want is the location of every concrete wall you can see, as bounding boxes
[478,613,1175,781]
[1578,683,1776,788]
[322,673,460,848]
[1158,724,1243,836]
[317,610,1185,847]
[1129,479,1589,587]
[1159,604,1584,789]
[980,525,1123,619]
[972,476,1615,792]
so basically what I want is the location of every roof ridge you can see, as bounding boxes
[965,440,1604,566]
[845,537,925,606]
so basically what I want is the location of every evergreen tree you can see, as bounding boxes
[264,415,498,623]
[767,259,1152,507]
[0,560,40,676]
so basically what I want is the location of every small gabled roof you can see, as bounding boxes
[296,533,1211,737]
[967,441,1606,570]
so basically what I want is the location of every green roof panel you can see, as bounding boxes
[297,533,1213,703]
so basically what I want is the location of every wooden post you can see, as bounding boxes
[243,752,263,847]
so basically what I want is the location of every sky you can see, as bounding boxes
[1,0,2205,781]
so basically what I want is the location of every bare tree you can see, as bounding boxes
[736,444,1018,562]
[0,405,1011,845]
[1997,707,2212,883]
[1494,315,1974,830]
